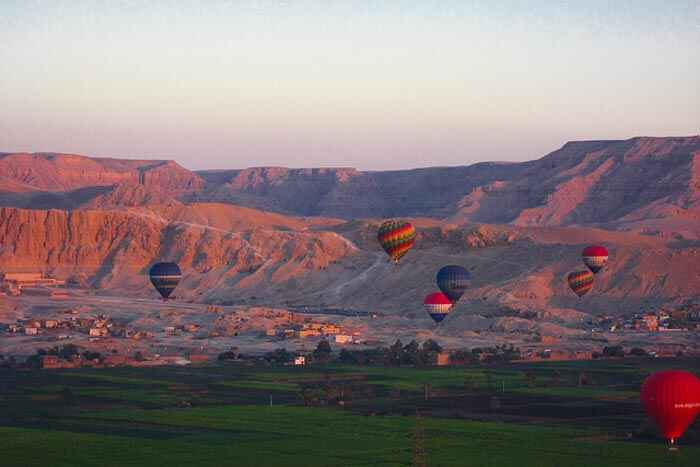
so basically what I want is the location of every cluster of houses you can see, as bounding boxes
[1,313,153,341]
[268,322,359,344]
[593,306,700,333]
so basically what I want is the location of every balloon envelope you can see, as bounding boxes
[567,270,594,297]
[582,245,608,274]
[423,292,453,323]
[149,262,182,299]
[436,265,470,303]
[641,370,700,444]
[377,220,416,263]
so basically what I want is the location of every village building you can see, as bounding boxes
[93,318,109,329]
[89,327,108,337]
[25,319,42,328]
[334,334,353,344]
[40,355,62,369]
[436,352,450,366]
[541,336,560,345]
[0,272,65,288]
[294,356,306,366]
[298,329,321,338]
[643,314,658,332]
[320,324,341,335]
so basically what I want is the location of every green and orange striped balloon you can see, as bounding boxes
[377,220,416,263]
[567,270,594,297]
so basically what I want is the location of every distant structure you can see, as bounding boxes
[0,272,65,295]
[334,334,353,344]
[643,314,659,332]
[436,352,450,366]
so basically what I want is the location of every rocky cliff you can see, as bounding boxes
[3,136,698,230]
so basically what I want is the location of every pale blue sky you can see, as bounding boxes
[1,1,698,169]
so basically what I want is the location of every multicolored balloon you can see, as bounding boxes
[567,270,594,297]
[436,265,470,303]
[582,245,608,274]
[423,292,453,323]
[641,370,700,446]
[377,220,416,263]
[149,262,182,299]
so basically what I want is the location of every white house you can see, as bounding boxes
[334,334,353,344]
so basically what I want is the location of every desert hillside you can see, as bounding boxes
[1,204,699,336]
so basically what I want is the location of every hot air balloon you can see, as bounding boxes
[436,265,470,303]
[582,245,608,274]
[567,270,593,297]
[423,292,453,323]
[641,370,700,447]
[377,220,416,263]
[149,262,182,300]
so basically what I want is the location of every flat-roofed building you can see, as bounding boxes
[334,334,352,344]
[436,352,450,366]
[1,272,65,288]
[2,272,43,283]
[89,327,108,337]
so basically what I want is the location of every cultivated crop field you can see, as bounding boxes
[0,359,698,466]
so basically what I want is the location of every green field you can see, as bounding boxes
[0,359,698,466]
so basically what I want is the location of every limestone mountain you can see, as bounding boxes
[2,136,698,231]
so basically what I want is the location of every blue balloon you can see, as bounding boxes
[149,262,182,299]
[436,265,470,303]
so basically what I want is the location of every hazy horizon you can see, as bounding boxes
[1,0,698,170]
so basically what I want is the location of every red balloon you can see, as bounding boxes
[423,292,453,323]
[582,245,608,257]
[640,370,700,445]
[582,245,609,274]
